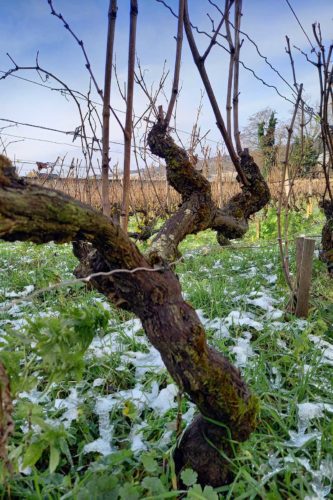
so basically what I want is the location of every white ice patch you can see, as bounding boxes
[265,274,277,284]
[196,309,229,338]
[3,285,35,298]
[83,437,114,456]
[240,266,257,278]
[212,260,223,269]
[122,318,143,337]
[298,402,333,426]
[150,384,178,415]
[224,310,263,331]
[54,388,81,428]
[182,404,196,425]
[87,320,143,359]
[18,389,50,404]
[285,430,321,448]
[87,333,123,358]
[84,382,177,456]
[302,455,333,499]
[270,366,282,389]
[309,335,333,366]
[83,395,116,456]
[93,378,105,387]
[231,332,254,367]
[122,346,164,378]
[130,422,147,454]
[285,401,333,448]
[92,297,112,312]
[158,430,173,448]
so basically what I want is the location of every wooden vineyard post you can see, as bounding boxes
[256,218,261,240]
[294,237,315,318]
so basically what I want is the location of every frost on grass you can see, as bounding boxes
[2,238,333,494]
[309,335,333,366]
[84,383,178,456]
[121,347,164,378]
[285,402,333,448]
[54,388,81,429]
[224,310,263,331]
[231,332,254,367]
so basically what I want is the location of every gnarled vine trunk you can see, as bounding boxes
[0,148,269,485]
[320,200,333,275]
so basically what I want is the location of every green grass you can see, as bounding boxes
[0,207,332,499]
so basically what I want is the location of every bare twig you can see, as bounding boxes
[121,0,139,231]
[232,0,243,154]
[277,84,303,290]
[165,0,185,126]
[101,0,118,216]
[183,0,249,185]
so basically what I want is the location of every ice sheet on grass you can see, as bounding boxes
[285,401,333,448]
[195,309,229,338]
[18,389,50,404]
[0,317,27,330]
[261,454,284,484]
[309,335,333,366]
[150,384,178,415]
[247,295,277,311]
[87,332,123,358]
[93,378,105,387]
[86,319,144,359]
[83,395,116,456]
[298,402,333,424]
[3,285,34,298]
[300,456,333,499]
[244,289,284,319]
[121,346,165,377]
[263,454,333,497]
[122,318,143,337]
[265,274,277,284]
[158,429,173,447]
[231,332,254,367]
[240,266,257,278]
[285,430,322,447]
[182,404,196,425]
[270,366,282,389]
[130,422,147,453]
[224,310,263,331]
[54,388,81,428]
[84,382,178,456]
[212,259,223,269]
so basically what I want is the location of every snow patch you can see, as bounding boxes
[224,310,263,331]
[231,332,254,367]
[309,335,333,366]
[150,384,178,415]
[54,388,81,428]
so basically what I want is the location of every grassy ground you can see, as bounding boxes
[0,207,333,499]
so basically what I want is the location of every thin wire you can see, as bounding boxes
[0,131,140,156]
[0,70,222,146]
[284,0,315,52]
[155,0,305,111]
[0,232,322,314]
[0,264,168,313]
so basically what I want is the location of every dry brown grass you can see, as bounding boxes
[32,171,327,215]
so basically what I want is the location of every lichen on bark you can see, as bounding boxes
[147,120,270,262]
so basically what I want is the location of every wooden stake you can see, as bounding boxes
[295,237,315,318]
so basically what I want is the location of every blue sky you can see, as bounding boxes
[0,0,332,174]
